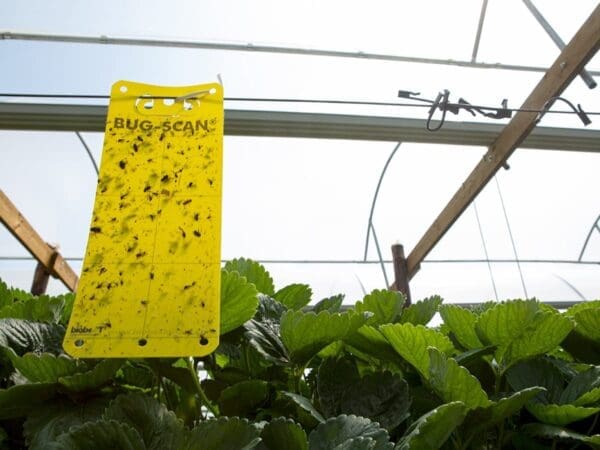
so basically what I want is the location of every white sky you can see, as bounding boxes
[0,0,599,303]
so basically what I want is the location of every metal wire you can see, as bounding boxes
[473,201,499,300]
[75,132,98,175]
[494,176,529,298]
[1,93,599,116]
[578,213,600,261]
[364,142,402,260]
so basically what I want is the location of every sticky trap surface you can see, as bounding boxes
[64,81,223,357]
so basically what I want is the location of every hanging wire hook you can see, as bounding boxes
[537,96,591,126]
[426,90,450,132]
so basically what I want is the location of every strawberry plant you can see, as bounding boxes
[0,258,599,449]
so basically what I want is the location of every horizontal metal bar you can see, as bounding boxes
[2,31,599,76]
[1,102,599,151]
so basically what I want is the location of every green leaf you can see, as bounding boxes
[454,345,496,366]
[282,392,325,423]
[463,388,545,442]
[0,279,13,309]
[355,290,404,326]
[379,323,455,379]
[255,294,287,325]
[24,397,109,450]
[527,403,600,426]
[522,423,600,447]
[0,294,73,324]
[218,380,269,416]
[562,330,600,365]
[146,359,197,393]
[564,300,600,317]
[245,319,289,365]
[104,392,184,450]
[317,356,410,430]
[559,366,600,406]
[318,356,360,418]
[49,420,145,450]
[396,402,467,450]
[308,415,393,450]
[280,310,369,365]
[224,258,275,296]
[399,295,442,326]
[475,300,573,369]
[273,284,312,310]
[5,348,81,383]
[220,270,259,335]
[332,437,381,450]
[428,348,490,410]
[119,361,156,389]
[339,371,411,430]
[59,359,124,392]
[438,305,483,349]
[506,358,565,404]
[475,299,539,347]
[312,295,344,313]
[184,417,260,450]
[501,312,573,369]
[0,318,65,355]
[574,307,600,342]
[260,417,308,450]
[344,326,400,363]
[0,383,57,419]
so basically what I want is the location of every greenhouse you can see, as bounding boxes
[0,1,599,449]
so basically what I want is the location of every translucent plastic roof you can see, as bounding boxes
[1,1,599,303]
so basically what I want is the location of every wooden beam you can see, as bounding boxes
[390,244,412,307]
[0,190,78,292]
[407,4,600,279]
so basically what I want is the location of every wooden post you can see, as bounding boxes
[0,190,78,292]
[406,4,600,279]
[391,244,411,307]
[31,262,51,295]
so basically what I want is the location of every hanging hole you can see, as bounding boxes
[183,100,193,111]
[138,338,148,347]
[119,85,128,93]
[163,98,175,106]
[143,100,154,110]
[209,88,217,94]
[74,339,84,347]
[199,336,209,346]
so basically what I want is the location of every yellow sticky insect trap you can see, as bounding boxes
[64,81,223,357]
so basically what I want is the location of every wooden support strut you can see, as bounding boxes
[406,4,600,279]
[0,190,78,292]
[390,244,412,307]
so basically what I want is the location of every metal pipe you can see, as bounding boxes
[2,30,600,76]
[471,0,489,62]
[522,0,597,88]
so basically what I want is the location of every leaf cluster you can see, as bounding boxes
[0,261,599,449]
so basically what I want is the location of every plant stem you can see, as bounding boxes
[186,357,219,417]
[551,438,557,450]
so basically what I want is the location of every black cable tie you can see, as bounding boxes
[397,90,421,99]
[457,98,477,116]
[537,96,591,126]
[576,103,592,126]
[426,90,450,132]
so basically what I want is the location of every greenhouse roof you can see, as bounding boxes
[1,0,599,304]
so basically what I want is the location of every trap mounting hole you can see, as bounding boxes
[74,339,84,347]
[209,88,217,94]
[119,86,128,93]
[199,337,209,346]
[138,338,148,347]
